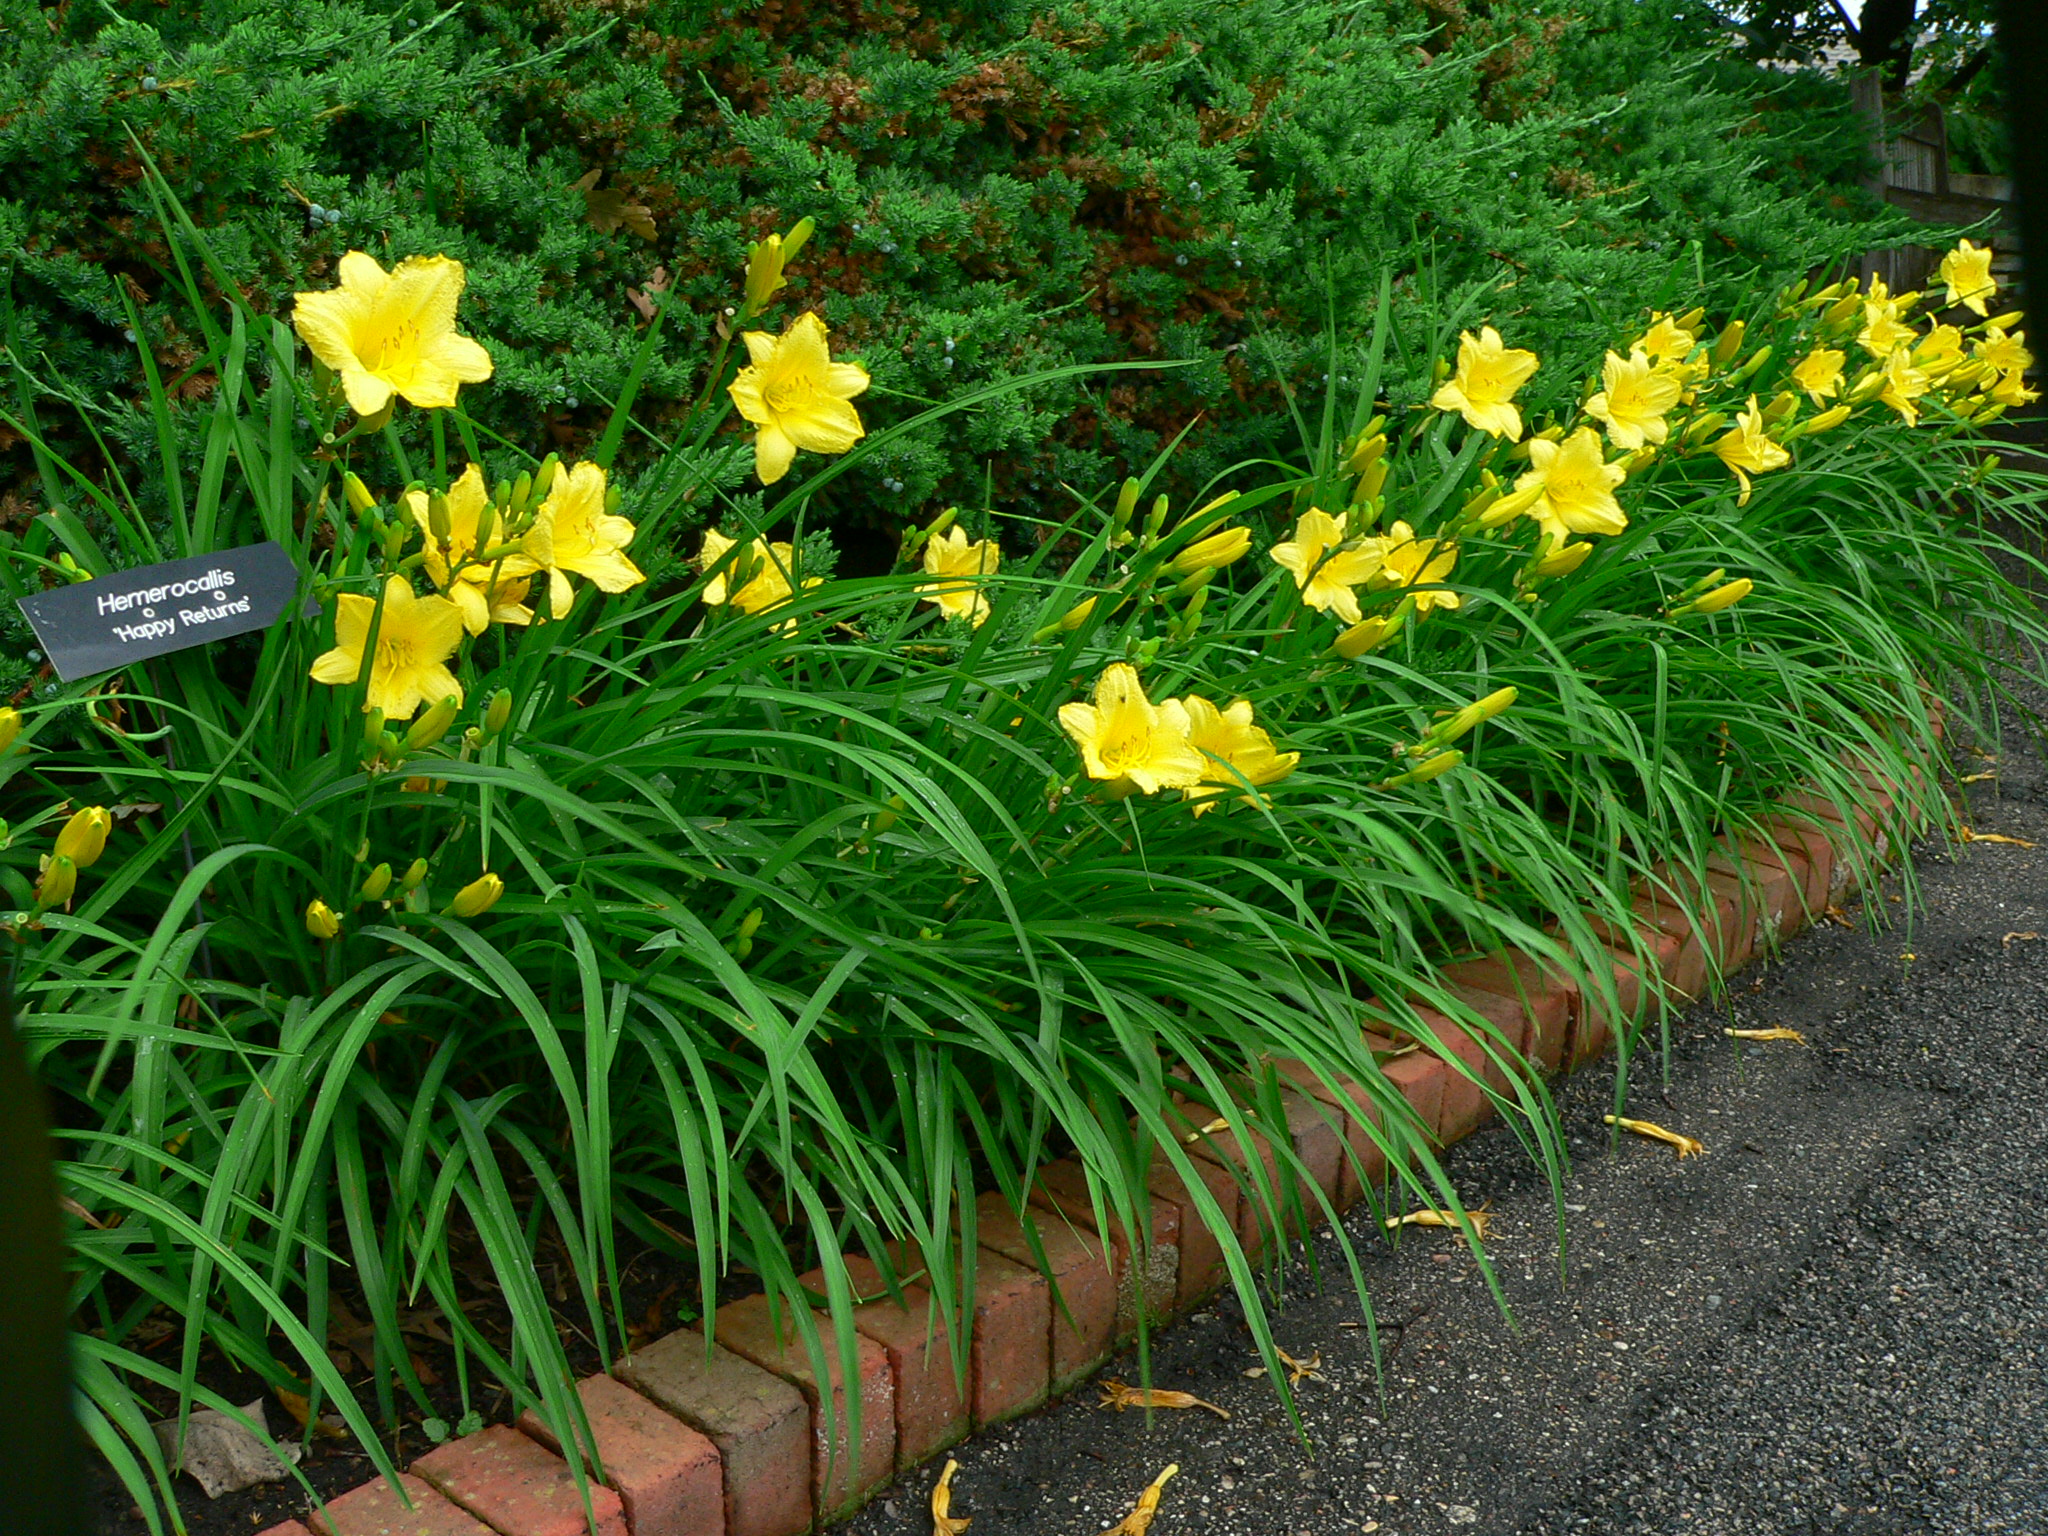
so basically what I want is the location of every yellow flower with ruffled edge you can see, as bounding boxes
[1584,349,1683,451]
[309,576,465,721]
[698,529,818,626]
[1176,695,1299,816]
[1430,326,1539,440]
[1856,277,1918,358]
[1514,427,1628,543]
[1634,313,1697,366]
[524,462,645,619]
[1790,348,1846,405]
[1269,508,1386,625]
[1711,396,1791,504]
[405,466,540,635]
[1877,347,1932,426]
[1913,324,1965,379]
[918,525,999,626]
[1937,238,1996,317]
[1988,368,2040,409]
[1372,521,1461,614]
[1057,663,1205,794]
[1975,325,2031,380]
[291,253,493,418]
[728,311,871,485]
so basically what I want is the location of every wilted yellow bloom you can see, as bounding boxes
[406,466,539,635]
[1515,427,1628,542]
[525,461,645,620]
[918,525,999,626]
[728,311,870,484]
[54,806,112,869]
[1634,312,1696,365]
[1877,347,1932,426]
[1057,664,1205,794]
[1856,277,1917,358]
[1269,507,1386,625]
[1584,349,1683,451]
[930,1459,970,1536]
[1790,348,1845,405]
[304,899,342,941]
[699,528,818,626]
[1386,1206,1494,1240]
[1937,237,1996,316]
[448,872,505,918]
[292,252,494,417]
[1430,326,1539,439]
[1168,524,1252,577]
[1099,1382,1228,1419]
[1177,694,1300,815]
[1711,396,1791,504]
[1373,521,1462,614]
[1604,1113,1704,1158]
[743,217,814,314]
[310,577,465,721]
[1101,1464,1182,1536]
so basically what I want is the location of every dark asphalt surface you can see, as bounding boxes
[842,707,2048,1536]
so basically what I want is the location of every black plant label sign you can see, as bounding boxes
[15,542,307,683]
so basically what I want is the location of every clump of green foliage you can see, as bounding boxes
[2,0,1900,585]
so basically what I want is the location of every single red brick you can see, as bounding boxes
[1171,1105,1279,1255]
[973,1190,1116,1395]
[1752,812,1838,915]
[1638,864,1750,975]
[712,1293,895,1518]
[308,1474,496,1536]
[1269,1056,1393,1211]
[1584,905,1700,1004]
[795,1255,966,1473]
[1572,946,1649,1067]
[1178,1087,1340,1240]
[1030,1159,1179,1335]
[257,1523,315,1536]
[1392,1007,1494,1145]
[413,1426,628,1536]
[1706,839,1800,950]
[1146,1146,1242,1308]
[1378,1047,1445,1164]
[614,1330,812,1536]
[520,1374,723,1536]
[1438,952,1576,1079]
[958,1246,1052,1425]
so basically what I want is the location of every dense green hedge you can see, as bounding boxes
[2,0,1895,571]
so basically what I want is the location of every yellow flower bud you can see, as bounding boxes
[427,492,453,546]
[1710,320,1747,367]
[1169,526,1252,577]
[532,454,561,504]
[342,472,377,517]
[1692,577,1754,613]
[1675,306,1707,333]
[404,694,460,752]
[1531,539,1593,578]
[1352,458,1389,504]
[1760,391,1800,428]
[0,708,21,755]
[400,857,430,891]
[1033,595,1099,644]
[1424,686,1519,749]
[483,689,513,739]
[447,872,504,918]
[737,907,765,942]
[35,855,77,910]
[1846,370,1887,405]
[1332,616,1390,659]
[1478,481,1544,527]
[869,793,907,838]
[1112,477,1142,532]
[1380,750,1463,789]
[1798,403,1853,436]
[305,899,342,940]
[1984,310,2024,331]
[1347,432,1388,473]
[360,862,394,900]
[54,806,112,869]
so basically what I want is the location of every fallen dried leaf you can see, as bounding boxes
[626,265,672,321]
[1962,827,2037,848]
[1098,1380,1230,1420]
[2004,931,2040,946]
[1824,904,1854,928]
[1275,1346,1326,1386]
[1102,1464,1180,1536]
[1723,1026,1807,1044]
[931,1457,970,1536]
[573,169,656,240]
[1605,1114,1704,1158]
[151,1400,301,1498]
[1384,1204,1493,1240]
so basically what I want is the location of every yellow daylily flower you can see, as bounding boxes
[1373,521,1461,614]
[525,461,646,619]
[1937,238,1996,317]
[405,466,540,635]
[918,525,999,627]
[1430,326,1539,440]
[1634,312,1697,366]
[1790,348,1846,405]
[698,528,819,626]
[1176,694,1299,815]
[1269,508,1386,625]
[1974,325,2032,379]
[53,806,112,869]
[310,576,465,721]
[1877,347,1932,426]
[727,311,871,485]
[1988,368,2041,408]
[1514,427,1628,543]
[1057,663,1205,794]
[1711,395,1791,504]
[305,900,342,941]
[1856,277,1918,358]
[291,252,494,418]
[1913,324,1965,377]
[1584,349,1683,451]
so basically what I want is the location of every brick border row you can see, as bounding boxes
[257,731,1940,1536]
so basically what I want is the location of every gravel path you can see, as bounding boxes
[843,705,2048,1536]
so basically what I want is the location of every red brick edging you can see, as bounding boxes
[259,734,1940,1536]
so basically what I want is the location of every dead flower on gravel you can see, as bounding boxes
[1960,771,1997,784]
[1102,1464,1181,1536]
[2004,931,2040,946]
[1385,1204,1494,1240]
[1605,1114,1705,1158]
[1099,1380,1231,1420]
[1275,1346,1326,1385]
[1723,1026,1807,1044]
[931,1458,970,1536]
[1961,826,2037,848]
